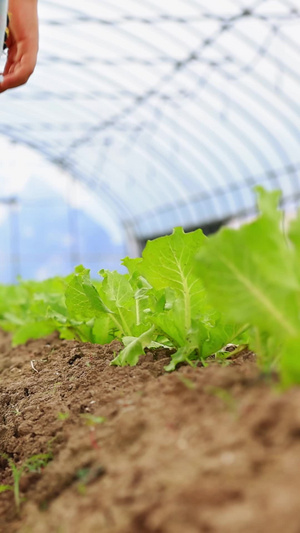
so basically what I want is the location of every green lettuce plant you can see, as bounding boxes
[196,187,300,386]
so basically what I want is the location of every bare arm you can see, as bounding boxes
[0,0,38,93]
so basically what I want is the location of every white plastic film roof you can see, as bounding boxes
[1,0,300,240]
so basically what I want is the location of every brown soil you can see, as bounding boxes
[1,330,300,533]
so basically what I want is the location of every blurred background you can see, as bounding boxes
[0,0,300,283]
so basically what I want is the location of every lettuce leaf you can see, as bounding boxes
[196,188,299,340]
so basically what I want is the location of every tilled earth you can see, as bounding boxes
[1,329,300,533]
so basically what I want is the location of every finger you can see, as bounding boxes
[0,63,33,93]
[1,45,19,79]
[0,49,36,93]
[3,56,15,77]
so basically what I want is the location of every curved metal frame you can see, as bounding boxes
[0,0,300,239]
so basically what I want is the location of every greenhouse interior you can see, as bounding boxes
[2,2,300,532]
[1,0,300,282]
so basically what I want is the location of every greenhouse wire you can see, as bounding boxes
[1,0,300,267]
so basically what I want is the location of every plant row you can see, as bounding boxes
[1,188,300,386]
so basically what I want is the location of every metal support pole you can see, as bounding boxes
[8,198,21,282]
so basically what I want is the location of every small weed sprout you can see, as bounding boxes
[205,387,238,414]
[51,382,62,395]
[11,406,21,416]
[80,414,106,427]
[0,453,52,515]
[57,412,70,421]
[76,465,106,495]
[176,374,196,390]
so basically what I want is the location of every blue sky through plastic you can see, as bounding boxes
[0,139,125,282]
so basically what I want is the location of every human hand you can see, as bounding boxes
[0,0,38,93]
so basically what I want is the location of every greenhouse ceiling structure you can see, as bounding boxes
[1,0,300,280]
